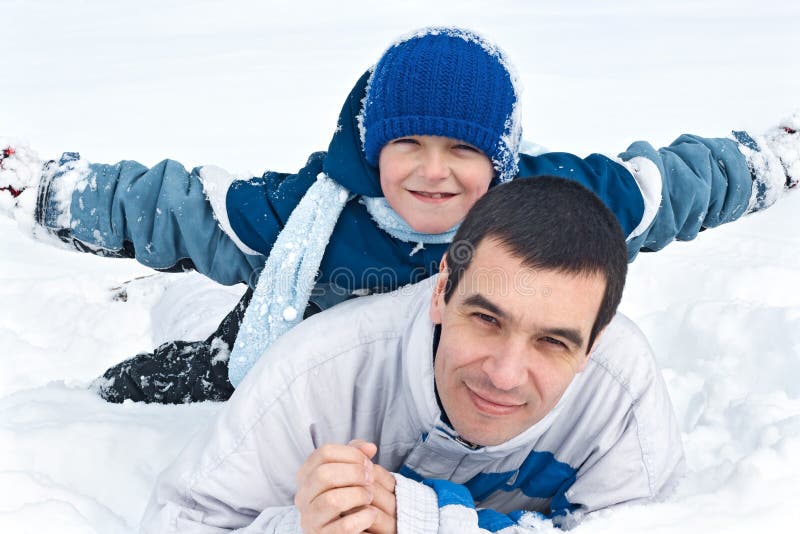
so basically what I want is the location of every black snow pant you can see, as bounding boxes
[95,288,254,404]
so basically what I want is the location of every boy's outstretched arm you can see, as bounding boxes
[517,113,799,262]
[0,140,268,287]
[621,112,798,257]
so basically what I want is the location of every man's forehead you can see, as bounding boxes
[453,240,605,337]
[456,239,547,299]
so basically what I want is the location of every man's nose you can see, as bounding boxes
[481,339,528,391]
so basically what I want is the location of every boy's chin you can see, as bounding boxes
[406,215,460,235]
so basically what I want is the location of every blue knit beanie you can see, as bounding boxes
[361,27,522,183]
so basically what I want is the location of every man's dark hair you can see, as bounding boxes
[443,177,628,351]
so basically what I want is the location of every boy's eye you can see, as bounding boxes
[393,138,420,145]
[454,143,481,153]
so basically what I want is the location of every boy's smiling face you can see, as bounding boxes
[378,135,494,234]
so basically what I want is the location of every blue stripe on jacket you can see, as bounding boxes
[403,446,578,530]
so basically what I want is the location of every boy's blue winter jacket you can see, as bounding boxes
[35,71,754,305]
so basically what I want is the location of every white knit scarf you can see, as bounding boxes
[228,173,458,387]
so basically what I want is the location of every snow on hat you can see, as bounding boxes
[360,27,522,183]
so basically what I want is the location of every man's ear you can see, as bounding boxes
[429,254,449,325]
[578,326,607,372]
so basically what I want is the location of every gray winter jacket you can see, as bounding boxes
[141,277,684,533]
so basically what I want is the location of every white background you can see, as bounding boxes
[1,1,799,532]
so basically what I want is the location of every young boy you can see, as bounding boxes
[1,27,797,404]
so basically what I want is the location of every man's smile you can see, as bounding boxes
[465,383,526,416]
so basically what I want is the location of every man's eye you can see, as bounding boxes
[542,336,567,349]
[474,312,498,326]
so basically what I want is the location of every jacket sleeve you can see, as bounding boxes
[517,134,754,262]
[619,135,752,259]
[393,475,545,534]
[35,152,267,286]
[140,337,322,534]
[140,403,308,534]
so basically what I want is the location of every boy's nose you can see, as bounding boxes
[419,151,450,181]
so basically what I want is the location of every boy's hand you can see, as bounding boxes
[295,443,379,534]
[764,110,800,189]
[0,139,44,216]
[0,148,23,196]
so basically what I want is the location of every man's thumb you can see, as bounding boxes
[347,439,378,459]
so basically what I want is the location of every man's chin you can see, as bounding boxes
[451,423,514,448]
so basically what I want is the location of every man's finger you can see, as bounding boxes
[324,506,378,534]
[346,441,393,492]
[308,486,374,529]
[365,506,396,534]
[348,439,378,460]
[372,464,396,493]
[297,443,371,485]
[296,461,374,506]
[364,482,397,534]
[369,480,395,514]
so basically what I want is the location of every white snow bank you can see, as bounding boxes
[0,385,220,533]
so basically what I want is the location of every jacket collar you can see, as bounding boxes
[322,69,384,197]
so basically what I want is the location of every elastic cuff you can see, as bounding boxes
[731,131,786,213]
[615,156,662,241]
[41,153,91,229]
[393,473,439,534]
[198,165,260,256]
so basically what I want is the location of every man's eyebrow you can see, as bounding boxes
[542,328,585,350]
[462,294,586,349]
[462,294,508,319]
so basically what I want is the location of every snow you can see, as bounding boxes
[1,0,799,532]
[282,306,298,322]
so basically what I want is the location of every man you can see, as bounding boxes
[142,177,684,533]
